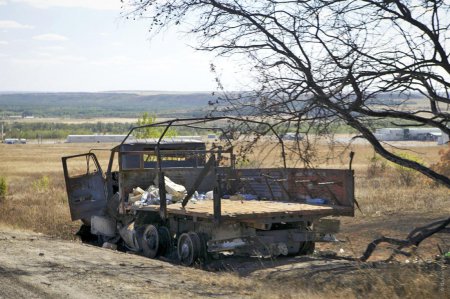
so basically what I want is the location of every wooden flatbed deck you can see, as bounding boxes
[132,199,353,220]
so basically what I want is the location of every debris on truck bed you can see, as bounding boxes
[129,175,215,206]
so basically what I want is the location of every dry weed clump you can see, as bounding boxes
[429,145,450,184]
[366,154,387,178]
[32,175,51,192]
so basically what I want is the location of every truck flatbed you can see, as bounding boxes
[132,199,353,220]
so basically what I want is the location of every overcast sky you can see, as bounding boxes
[0,0,243,92]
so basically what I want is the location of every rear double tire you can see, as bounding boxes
[177,232,202,266]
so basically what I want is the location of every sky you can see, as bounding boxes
[0,0,242,92]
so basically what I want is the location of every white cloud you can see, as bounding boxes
[91,55,135,66]
[0,0,7,5]
[33,33,68,41]
[12,0,122,10]
[0,41,9,45]
[36,52,52,57]
[0,20,34,29]
[39,45,65,51]
[12,54,86,65]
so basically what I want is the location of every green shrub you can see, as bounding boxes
[0,176,7,200]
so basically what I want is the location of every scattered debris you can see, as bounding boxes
[131,176,217,207]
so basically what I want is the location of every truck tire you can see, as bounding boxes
[177,232,201,266]
[142,225,160,258]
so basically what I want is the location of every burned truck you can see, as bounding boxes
[62,118,355,266]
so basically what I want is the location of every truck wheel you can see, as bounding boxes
[142,225,160,259]
[177,232,201,266]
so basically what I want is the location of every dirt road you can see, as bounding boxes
[0,227,448,299]
[0,229,260,299]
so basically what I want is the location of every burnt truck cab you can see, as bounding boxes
[62,119,355,266]
[62,139,207,225]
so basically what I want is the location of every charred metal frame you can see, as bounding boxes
[61,117,358,263]
[118,118,245,224]
[120,116,288,168]
[116,117,355,223]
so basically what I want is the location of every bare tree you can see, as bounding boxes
[123,0,450,187]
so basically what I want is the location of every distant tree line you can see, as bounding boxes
[1,121,204,140]
[1,122,135,140]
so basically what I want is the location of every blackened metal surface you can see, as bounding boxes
[62,153,107,224]
[234,168,354,210]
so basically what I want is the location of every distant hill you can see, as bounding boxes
[0,90,434,119]
[0,91,218,118]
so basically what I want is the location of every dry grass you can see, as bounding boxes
[257,263,449,299]
[0,143,114,239]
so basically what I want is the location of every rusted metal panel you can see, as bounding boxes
[231,168,354,208]
[234,169,287,200]
[62,153,107,225]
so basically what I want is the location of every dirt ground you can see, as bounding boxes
[1,212,449,299]
[0,228,256,299]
